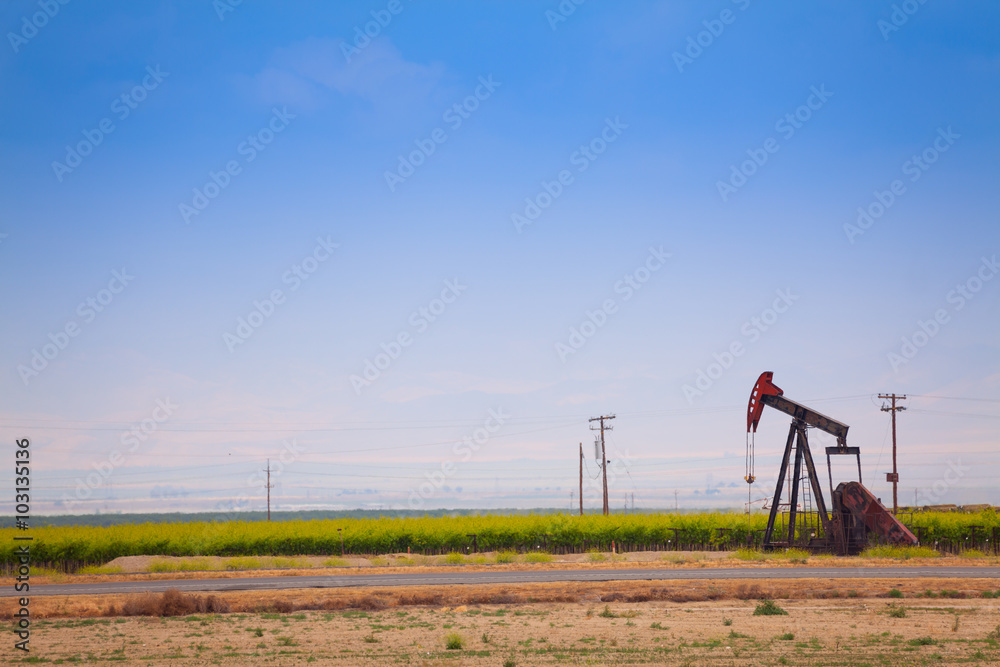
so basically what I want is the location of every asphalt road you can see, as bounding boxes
[22,566,1000,597]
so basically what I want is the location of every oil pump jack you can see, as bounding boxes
[746,372,918,554]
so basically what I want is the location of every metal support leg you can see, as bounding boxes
[787,432,804,546]
[764,422,798,547]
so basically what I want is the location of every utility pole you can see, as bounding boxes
[579,443,584,516]
[878,394,906,516]
[589,415,615,515]
[264,459,275,521]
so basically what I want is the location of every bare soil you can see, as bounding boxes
[8,588,1000,665]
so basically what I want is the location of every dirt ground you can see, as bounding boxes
[26,550,1000,586]
[8,553,1000,664]
[6,575,1000,665]
[8,591,1000,665]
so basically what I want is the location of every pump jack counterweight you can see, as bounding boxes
[746,372,917,554]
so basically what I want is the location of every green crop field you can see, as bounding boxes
[2,510,996,567]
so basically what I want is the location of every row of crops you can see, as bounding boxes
[2,510,998,565]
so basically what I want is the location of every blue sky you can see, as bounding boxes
[1,0,998,516]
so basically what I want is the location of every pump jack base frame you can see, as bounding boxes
[761,420,862,552]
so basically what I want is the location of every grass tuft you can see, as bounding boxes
[444,631,463,650]
[524,552,553,563]
[753,599,788,616]
[886,604,907,618]
[861,545,939,560]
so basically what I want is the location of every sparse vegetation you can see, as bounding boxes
[860,545,940,560]
[444,631,463,650]
[886,604,907,618]
[753,599,788,616]
[524,552,553,563]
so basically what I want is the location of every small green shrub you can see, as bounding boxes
[861,545,939,560]
[78,565,124,575]
[444,552,465,565]
[888,589,903,598]
[444,632,463,650]
[753,599,788,616]
[495,551,517,564]
[587,551,607,563]
[598,605,617,618]
[732,548,765,561]
[223,557,261,571]
[886,604,907,618]
[323,557,348,567]
[908,637,936,646]
[524,552,553,563]
[778,632,795,641]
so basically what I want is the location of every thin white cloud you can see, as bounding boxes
[251,36,445,118]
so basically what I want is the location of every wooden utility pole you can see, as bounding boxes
[589,415,615,515]
[878,394,906,515]
[264,459,275,521]
[578,443,584,516]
